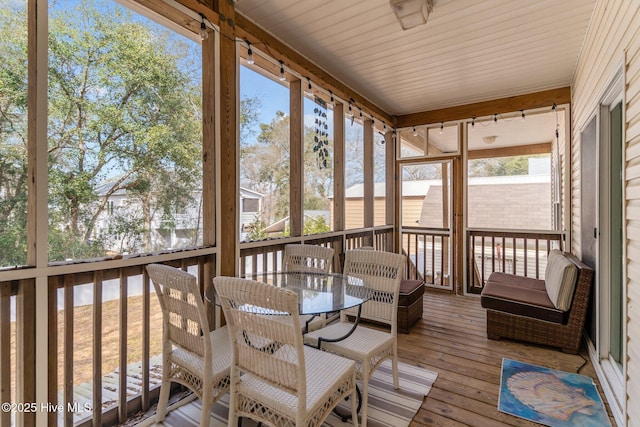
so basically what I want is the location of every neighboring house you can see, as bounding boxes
[93,182,262,252]
[340,158,553,231]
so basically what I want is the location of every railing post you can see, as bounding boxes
[0,282,11,427]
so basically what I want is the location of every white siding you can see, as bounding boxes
[571,1,640,425]
[626,15,640,427]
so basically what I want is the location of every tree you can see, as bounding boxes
[468,155,546,177]
[241,111,291,224]
[0,2,29,266]
[303,215,330,235]
[46,0,203,258]
[245,215,267,241]
[241,108,335,229]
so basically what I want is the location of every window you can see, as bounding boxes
[242,198,259,213]
[0,0,28,268]
[303,96,333,235]
[426,123,459,155]
[47,0,203,260]
[239,64,290,241]
[344,117,364,229]
[466,111,555,230]
[398,126,425,158]
[374,128,387,226]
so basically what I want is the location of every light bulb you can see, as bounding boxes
[521,110,526,122]
[247,44,254,65]
[304,78,312,96]
[348,104,353,117]
[493,114,498,126]
[279,61,286,81]
[199,14,208,40]
[413,127,417,137]
[440,122,444,134]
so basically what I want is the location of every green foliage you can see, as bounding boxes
[45,1,203,259]
[468,155,546,177]
[0,1,29,267]
[303,215,330,235]
[245,215,267,241]
[0,0,213,265]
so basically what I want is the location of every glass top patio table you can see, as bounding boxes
[206,271,371,316]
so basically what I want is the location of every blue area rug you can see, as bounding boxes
[499,358,611,427]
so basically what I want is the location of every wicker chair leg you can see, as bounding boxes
[155,376,171,422]
[392,348,399,390]
[351,387,359,427]
[199,383,214,427]
[360,375,370,427]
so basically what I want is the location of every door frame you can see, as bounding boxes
[398,159,455,291]
[595,69,626,412]
[580,67,626,426]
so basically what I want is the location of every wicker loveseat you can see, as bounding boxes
[480,251,593,354]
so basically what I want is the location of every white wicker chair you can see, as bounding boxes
[214,276,359,427]
[283,243,335,273]
[147,264,232,427]
[303,249,406,427]
[283,243,335,332]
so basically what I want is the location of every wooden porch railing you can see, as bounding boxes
[239,226,394,276]
[401,227,451,290]
[0,277,36,427]
[49,252,215,426]
[467,228,564,294]
[0,226,395,426]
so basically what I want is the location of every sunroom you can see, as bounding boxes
[1,0,639,426]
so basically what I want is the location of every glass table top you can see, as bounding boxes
[207,271,370,315]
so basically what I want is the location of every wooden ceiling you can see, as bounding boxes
[235,0,596,117]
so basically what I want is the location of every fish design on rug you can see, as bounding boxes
[506,371,597,421]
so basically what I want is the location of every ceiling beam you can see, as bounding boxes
[467,142,552,160]
[396,87,571,128]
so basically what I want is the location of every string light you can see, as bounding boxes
[348,103,353,117]
[521,110,526,122]
[246,42,254,64]
[304,77,313,96]
[471,116,476,128]
[413,126,417,137]
[329,91,335,108]
[279,61,286,81]
[440,122,444,134]
[359,109,363,119]
[199,13,209,40]
[493,113,498,126]
[371,117,375,129]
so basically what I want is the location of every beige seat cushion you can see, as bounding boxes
[545,251,578,311]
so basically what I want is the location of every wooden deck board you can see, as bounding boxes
[399,291,617,426]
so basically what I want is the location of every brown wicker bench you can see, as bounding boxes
[480,252,593,354]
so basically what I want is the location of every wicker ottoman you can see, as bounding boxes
[397,279,424,334]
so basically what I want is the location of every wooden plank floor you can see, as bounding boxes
[399,290,617,427]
